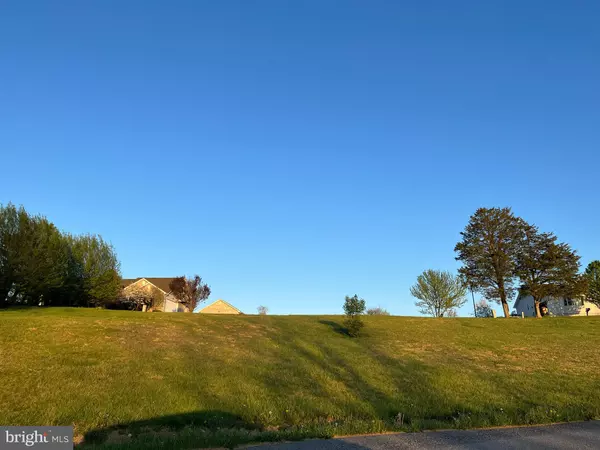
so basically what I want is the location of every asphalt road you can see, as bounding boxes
[247,421,600,449]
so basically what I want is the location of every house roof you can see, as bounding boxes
[122,277,177,294]
[513,293,525,310]
[514,285,532,310]
[198,299,243,314]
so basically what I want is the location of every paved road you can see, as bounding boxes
[247,421,600,449]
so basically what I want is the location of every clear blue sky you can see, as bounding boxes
[2,1,599,315]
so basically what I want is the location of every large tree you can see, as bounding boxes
[0,203,122,308]
[69,234,122,307]
[169,275,211,312]
[455,207,523,318]
[585,261,600,307]
[410,269,467,317]
[0,204,71,305]
[0,204,26,305]
[514,223,584,318]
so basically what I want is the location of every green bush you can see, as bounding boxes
[344,316,364,337]
[343,294,366,337]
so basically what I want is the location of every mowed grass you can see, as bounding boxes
[0,308,599,449]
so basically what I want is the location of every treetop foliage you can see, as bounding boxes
[366,306,390,315]
[410,269,467,317]
[343,294,366,316]
[169,275,211,311]
[456,207,584,318]
[454,207,523,317]
[343,294,366,337]
[514,222,584,308]
[585,261,600,307]
[0,203,121,307]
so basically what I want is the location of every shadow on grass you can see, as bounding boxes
[261,326,427,426]
[85,410,254,439]
[80,318,600,449]
[318,319,349,336]
[82,410,250,449]
[80,410,372,450]
[260,319,563,432]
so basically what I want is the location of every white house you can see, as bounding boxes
[514,294,600,317]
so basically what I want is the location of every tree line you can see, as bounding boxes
[0,204,121,307]
[411,207,600,318]
[4,203,600,319]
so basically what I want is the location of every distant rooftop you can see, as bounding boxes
[122,277,176,293]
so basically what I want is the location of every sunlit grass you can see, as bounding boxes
[1,308,598,448]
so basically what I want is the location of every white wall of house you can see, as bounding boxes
[514,295,534,316]
[515,295,600,317]
[163,295,188,312]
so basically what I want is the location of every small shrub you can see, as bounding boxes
[257,305,268,315]
[343,294,366,337]
[474,300,494,318]
[366,306,390,315]
[344,316,364,337]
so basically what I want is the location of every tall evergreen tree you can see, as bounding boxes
[585,261,600,307]
[0,204,21,305]
[0,203,121,307]
[14,215,71,304]
[1,205,67,305]
[514,223,584,318]
[455,207,523,318]
[70,234,122,307]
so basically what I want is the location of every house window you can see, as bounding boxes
[581,298,585,306]
[564,298,575,306]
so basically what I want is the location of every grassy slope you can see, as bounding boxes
[0,308,599,449]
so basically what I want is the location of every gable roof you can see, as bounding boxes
[122,277,177,294]
[513,293,525,310]
[514,285,533,311]
[198,299,243,314]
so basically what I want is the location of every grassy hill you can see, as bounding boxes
[1,308,599,449]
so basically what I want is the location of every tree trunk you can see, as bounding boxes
[501,301,510,318]
[534,299,542,318]
[498,281,510,318]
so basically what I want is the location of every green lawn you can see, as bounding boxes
[1,308,599,449]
